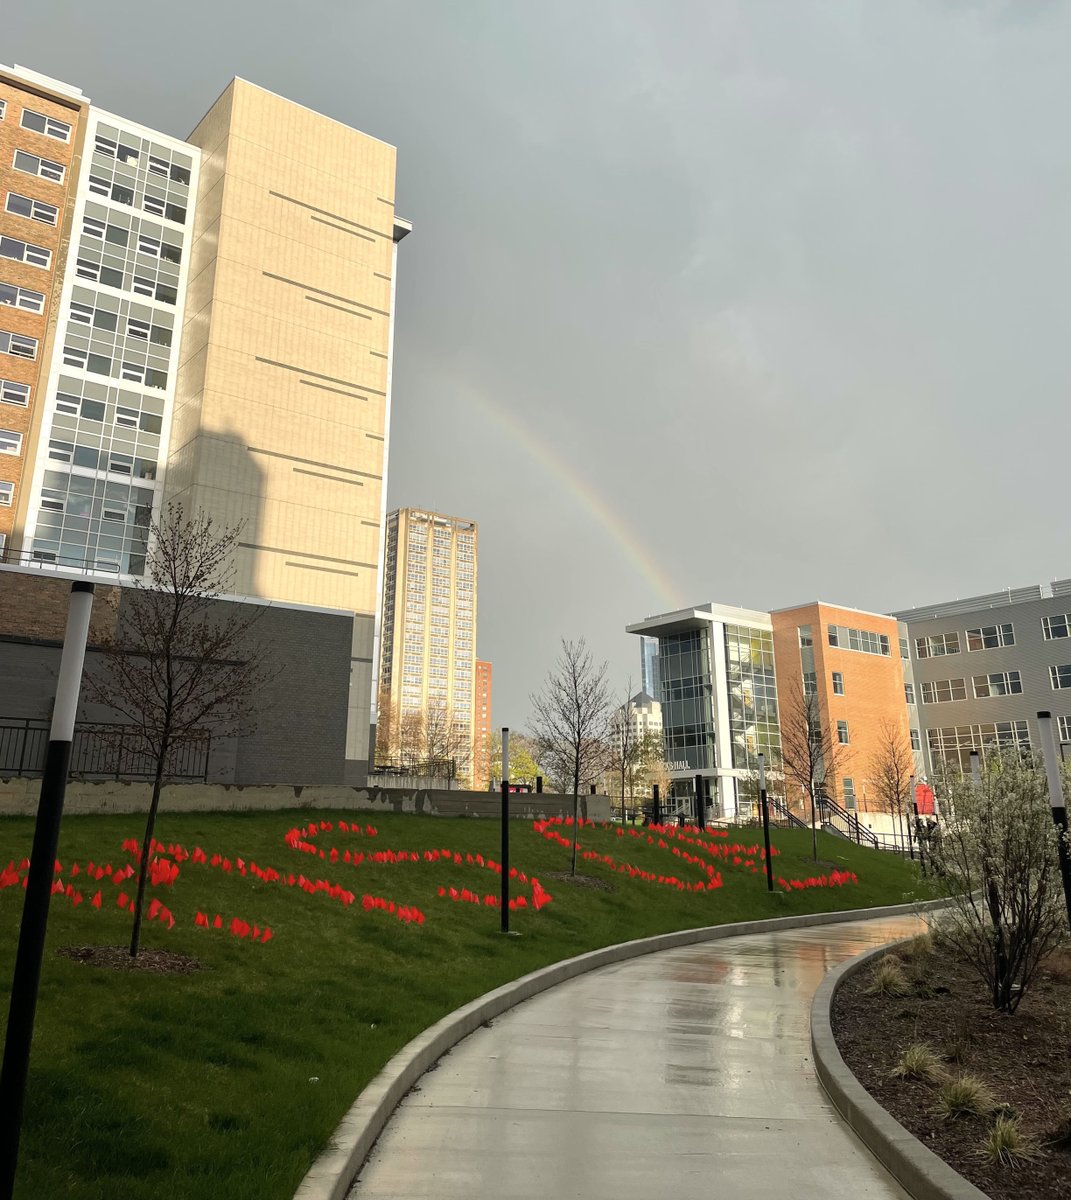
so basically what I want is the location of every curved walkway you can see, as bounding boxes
[348,913,922,1200]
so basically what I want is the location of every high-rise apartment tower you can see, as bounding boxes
[377,509,477,782]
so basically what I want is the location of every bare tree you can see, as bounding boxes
[869,718,915,851]
[84,503,274,957]
[530,638,611,874]
[777,679,848,860]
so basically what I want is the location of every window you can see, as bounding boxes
[972,671,1023,699]
[0,99,6,120]
[0,330,38,360]
[1,379,30,407]
[837,720,850,744]
[920,678,967,704]
[0,282,45,314]
[0,429,23,455]
[5,192,59,225]
[832,671,844,696]
[910,728,921,751]
[966,624,1015,652]
[827,624,890,655]
[927,721,1031,769]
[1042,614,1071,641]
[899,636,909,659]
[905,682,915,704]
[0,235,51,269]
[798,626,813,648]
[915,632,961,659]
[12,150,65,183]
[20,109,72,142]
[0,480,11,507]
[1050,665,1071,691]
[1060,716,1071,745]
[842,778,856,808]
[803,671,817,697]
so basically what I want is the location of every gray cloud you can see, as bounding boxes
[9,0,1071,723]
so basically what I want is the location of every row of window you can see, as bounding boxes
[1,378,30,407]
[0,281,45,314]
[60,346,167,389]
[12,149,64,184]
[920,673,1023,703]
[827,624,891,656]
[1,234,51,269]
[0,429,23,455]
[5,191,59,226]
[0,329,38,360]
[915,617,1071,660]
[920,667,1071,698]
[19,107,72,142]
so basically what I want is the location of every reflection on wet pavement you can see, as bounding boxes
[349,915,922,1200]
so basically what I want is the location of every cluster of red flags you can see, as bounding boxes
[360,894,424,923]
[777,870,859,892]
[284,820,379,859]
[194,911,273,941]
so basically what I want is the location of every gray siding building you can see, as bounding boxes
[893,580,1071,774]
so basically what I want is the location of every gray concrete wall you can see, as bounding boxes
[0,580,354,786]
[0,777,613,821]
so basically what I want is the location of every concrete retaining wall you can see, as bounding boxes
[0,777,612,822]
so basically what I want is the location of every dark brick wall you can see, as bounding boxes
[0,571,352,785]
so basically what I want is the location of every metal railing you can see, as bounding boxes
[765,795,809,831]
[0,548,122,577]
[372,757,457,780]
[0,718,209,781]
[817,794,880,849]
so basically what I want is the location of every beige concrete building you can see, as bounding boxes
[377,509,477,783]
[1,65,410,783]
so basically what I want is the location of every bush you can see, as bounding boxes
[930,751,1068,1013]
[891,1043,946,1085]
[866,955,911,997]
[935,1074,997,1120]
[981,1113,1040,1167]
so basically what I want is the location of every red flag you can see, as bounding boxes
[213,914,222,929]
[91,891,102,909]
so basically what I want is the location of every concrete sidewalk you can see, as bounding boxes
[348,914,922,1200]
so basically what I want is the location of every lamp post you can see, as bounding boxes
[500,727,510,934]
[758,753,774,893]
[1036,712,1071,934]
[0,582,94,1200]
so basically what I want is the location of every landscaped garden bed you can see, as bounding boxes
[834,934,1071,1199]
[0,809,930,1199]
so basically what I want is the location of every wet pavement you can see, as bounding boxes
[348,914,923,1199]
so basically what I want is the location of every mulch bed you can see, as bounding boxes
[543,870,615,892]
[833,941,1071,1199]
[57,945,203,975]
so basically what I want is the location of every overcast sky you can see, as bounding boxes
[10,1,1071,726]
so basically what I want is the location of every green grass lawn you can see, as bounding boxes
[0,809,931,1199]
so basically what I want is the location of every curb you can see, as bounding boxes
[811,931,990,1200]
[295,896,948,1200]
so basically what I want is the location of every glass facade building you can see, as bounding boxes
[724,623,780,771]
[658,629,714,772]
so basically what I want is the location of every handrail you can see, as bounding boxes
[766,795,809,831]
[818,794,880,849]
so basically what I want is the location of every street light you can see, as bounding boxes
[0,582,95,1200]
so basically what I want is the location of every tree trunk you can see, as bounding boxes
[570,766,580,876]
[810,784,819,862]
[130,739,167,957]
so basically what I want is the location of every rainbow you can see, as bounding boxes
[466,389,682,613]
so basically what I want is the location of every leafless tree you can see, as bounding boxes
[530,638,611,874]
[777,679,848,860]
[869,718,915,851]
[84,503,274,957]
